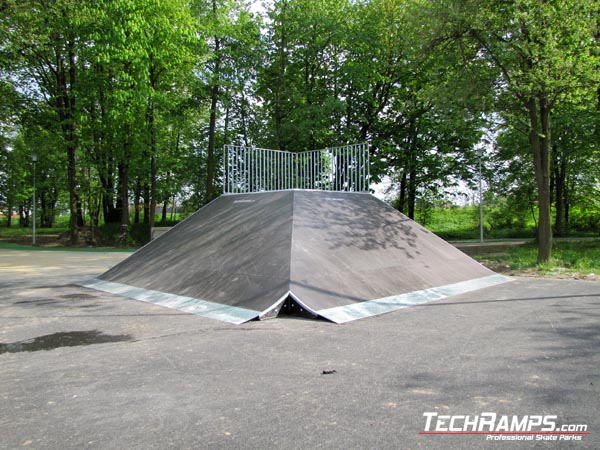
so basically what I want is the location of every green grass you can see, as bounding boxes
[0,242,134,252]
[472,239,600,276]
[0,226,68,237]
[422,206,536,240]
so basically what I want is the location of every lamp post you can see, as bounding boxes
[32,154,37,245]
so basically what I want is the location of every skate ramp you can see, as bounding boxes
[80,191,510,323]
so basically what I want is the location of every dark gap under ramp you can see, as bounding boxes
[80,191,511,324]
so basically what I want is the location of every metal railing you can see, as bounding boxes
[223,143,370,194]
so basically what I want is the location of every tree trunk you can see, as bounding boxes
[161,199,168,224]
[553,145,566,237]
[206,94,218,202]
[527,97,552,263]
[398,170,407,214]
[406,121,418,220]
[65,43,79,244]
[143,185,150,224]
[76,194,85,227]
[206,82,219,203]
[408,167,417,220]
[147,63,158,229]
[118,161,129,228]
[205,0,221,204]
[133,179,141,224]
[6,203,12,227]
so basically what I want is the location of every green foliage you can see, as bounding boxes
[420,205,537,240]
[472,240,600,276]
[0,0,598,259]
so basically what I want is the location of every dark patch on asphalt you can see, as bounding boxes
[31,284,79,289]
[59,293,97,299]
[0,331,132,354]
[13,298,58,305]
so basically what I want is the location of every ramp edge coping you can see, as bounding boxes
[78,279,259,325]
[315,274,513,323]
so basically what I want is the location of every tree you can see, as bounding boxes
[193,0,261,203]
[2,0,90,242]
[435,0,599,262]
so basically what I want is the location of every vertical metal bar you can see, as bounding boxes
[223,146,228,193]
[241,147,244,193]
[302,153,305,189]
[312,151,315,190]
[337,148,340,190]
[239,147,243,193]
[299,153,302,189]
[313,151,316,190]
[308,151,311,190]
[362,144,366,192]
[232,146,236,193]
[340,148,348,191]
[285,151,288,190]
[245,147,249,193]
[271,150,274,191]
[287,151,291,189]
[284,151,288,189]
[329,149,332,191]
[366,144,370,191]
[316,150,319,190]
[231,145,235,193]
[350,145,353,191]
[231,146,235,193]
[362,144,365,191]
[309,151,312,190]
[352,145,356,191]
[318,150,321,190]
[359,144,363,192]
[304,153,307,189]
[247,146,250,192]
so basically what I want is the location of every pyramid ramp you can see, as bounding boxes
[80,191,510,324]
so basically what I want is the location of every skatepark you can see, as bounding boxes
[1,145,598,449]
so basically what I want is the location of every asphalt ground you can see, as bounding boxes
[0,248,598,450]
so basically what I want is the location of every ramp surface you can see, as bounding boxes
[81,191,510,323]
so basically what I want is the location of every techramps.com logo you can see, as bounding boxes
[420,412,590,442]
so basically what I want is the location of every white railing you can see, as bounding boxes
[223,143,370,194]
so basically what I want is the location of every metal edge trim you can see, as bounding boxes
[78,279,259,325]
[316,274,513,324]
